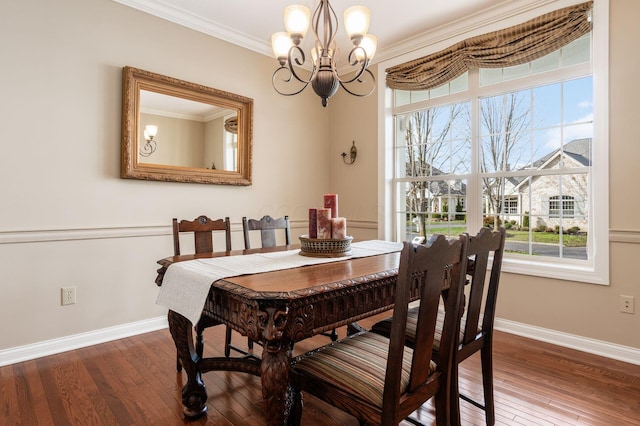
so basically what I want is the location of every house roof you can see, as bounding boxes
[532,138,592,168]
[507,138,592,189]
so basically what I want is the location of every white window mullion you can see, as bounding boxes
[460,67,479,233]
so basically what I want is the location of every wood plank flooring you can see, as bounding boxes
[2,314,640,425]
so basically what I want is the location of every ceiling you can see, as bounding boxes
[113,0,519,63]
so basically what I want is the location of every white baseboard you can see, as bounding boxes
[0,316,168,367]
[2,316,638,367]
[495,318,640,366]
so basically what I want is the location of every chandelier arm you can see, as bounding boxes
[286,45,315,84]
[336,46,369,84]
[338,68,376,97]
[272,66,312,96]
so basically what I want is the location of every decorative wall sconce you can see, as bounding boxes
[140,124,158,157]
[341,140,357,164]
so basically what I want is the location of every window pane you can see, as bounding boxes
[396,103,471,177]
[533,83,561,130]
[430,84,449,99]
[560,136,591,168]
[562,34,591,67]
[450,72,469,93]
[479,68,502,86]
[563,77,593,125]
[451,140,472,174]
[412,90,430,103]
[531,50,560,73]
[480,90,531,172]
[395,90,411,107]
[503,63,530,81]
[397,181,468,241]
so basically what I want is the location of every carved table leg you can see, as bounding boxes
[168,310,208,418]
[259,303,293,426]
[262,342,292,426]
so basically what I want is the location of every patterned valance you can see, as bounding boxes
[386,1,592,91]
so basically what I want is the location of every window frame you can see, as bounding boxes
[377,0,609,285]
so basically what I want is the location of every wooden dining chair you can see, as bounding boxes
[242,215,291,249]
[371,227,506,425]
[233,215,291,356]
[172,215,232,371]
[288,234,470,426]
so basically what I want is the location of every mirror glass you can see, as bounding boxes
[121,67,253,185]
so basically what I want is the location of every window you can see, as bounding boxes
[503,197,519,215]
[549,195,575,218]
[383,5,609,285]
[394,34,591,249]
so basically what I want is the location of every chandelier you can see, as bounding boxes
[271,1,377,107]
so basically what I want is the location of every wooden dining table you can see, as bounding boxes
[155,244,409,425]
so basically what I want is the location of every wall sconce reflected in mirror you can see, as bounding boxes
[140,124,158,157]
[341,140,357,165]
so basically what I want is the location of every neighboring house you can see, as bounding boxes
[406,164,467,222]
[503,138,591,231]
[408,138,591,231]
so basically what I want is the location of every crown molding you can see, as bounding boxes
[113,0,584,67]
[112,0,272,56]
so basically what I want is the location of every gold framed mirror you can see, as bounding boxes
[121,66,253,185]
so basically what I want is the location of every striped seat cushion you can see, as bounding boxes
[371,305,476,350]
[292,331,437,408]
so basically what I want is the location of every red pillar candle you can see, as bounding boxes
[323,194,338,219]
[316,208,332,239]
[331,217,347,239]
[308,208,318,238]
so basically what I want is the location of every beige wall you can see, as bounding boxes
[1,0,639,357]
[0,0,334,350]
[328,72,380,241]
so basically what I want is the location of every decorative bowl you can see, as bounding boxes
[299,235,353,258]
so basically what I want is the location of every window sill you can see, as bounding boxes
[501,254,608,285]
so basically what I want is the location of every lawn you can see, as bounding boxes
[505,229,587,247]
[414,221,588,247]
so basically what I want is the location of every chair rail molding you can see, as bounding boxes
[0,226,171,244]
[0,220,379,245]
[609,229,640,244]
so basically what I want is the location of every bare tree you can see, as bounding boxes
[480,92,530,226]
[403,104,466,237]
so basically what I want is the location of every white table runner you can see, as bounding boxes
[156,240,402,324]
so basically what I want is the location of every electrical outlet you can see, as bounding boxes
[61,286,76,306]
[620,295,634,314]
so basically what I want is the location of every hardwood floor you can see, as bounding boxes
[2,315,640,425]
